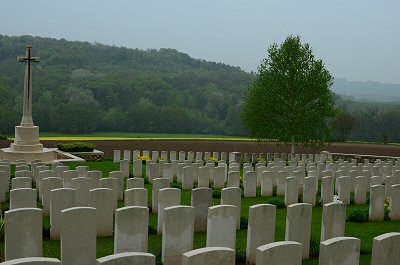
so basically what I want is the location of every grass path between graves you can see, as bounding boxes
[1,160,400,264]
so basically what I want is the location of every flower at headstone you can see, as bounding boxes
[384,196,391,220]
[208,157,218,166]
[138,156,151,161]
[333,195,342,204]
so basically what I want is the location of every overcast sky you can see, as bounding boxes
[1,0,399,84]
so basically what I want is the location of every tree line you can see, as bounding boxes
[0,35,399,143]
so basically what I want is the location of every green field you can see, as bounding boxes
[37,132,254,141]
[1,159,399,264]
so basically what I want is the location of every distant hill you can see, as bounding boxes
[331,78,400,102]
[0,35,253,135]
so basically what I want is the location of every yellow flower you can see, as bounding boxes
[137,156,151,161]
[208,157,218,162]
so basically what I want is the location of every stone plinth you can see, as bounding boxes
[0,126,56,163]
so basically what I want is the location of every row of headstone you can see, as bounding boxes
[7,159,400,229]
[113,150,235,163]
[3,205,399,265]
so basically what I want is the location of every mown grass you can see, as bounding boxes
[1,160,400,264]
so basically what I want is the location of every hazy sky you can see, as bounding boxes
[1,0,399,84]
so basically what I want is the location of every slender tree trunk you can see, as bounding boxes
[291,140,296,157]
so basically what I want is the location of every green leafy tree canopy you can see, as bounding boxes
[242,35,337,154]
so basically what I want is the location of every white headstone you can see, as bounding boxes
[319,237,360,265]
[321,176,334,204]
[126,177,144,189]
[390,184,400,220]
[113,150,121,163]
[123,150,131,161]
[10,190,37,212]
[321,202,346,241]
[133,159,143,178]
[71,177,91,206]
[192,187,212,232]
[114,206,149,253]
[89,188,114,236]
[41,177,63,215]
[87,170,102,190]
[198,166,210,188]
[256,241,302,265]
[5,208,42,260]
[162,205,195,265]
[354,176,369,205]
[152,178,170,213]
[221,187,241,230]
[157,188,181,234]
[371,232,400,265]
[182,166,194,190]
[206,205,237,249]
[244,171,257,197]
[50,188,76,239]
[182,247,235,265]
[11,177,32,189]
[285,203,312,259]
[303,176,317,207]
[61,207,96,265]
[97,253,155,265]
[76,166,88,178]
[246,204,276,265]
[285,177,299,206]
[99,177,118,209]
[125,188,148,207]
[337,176,352,205]
[227,171,240,188]
[109,171,124,200]
[369,185,385,221]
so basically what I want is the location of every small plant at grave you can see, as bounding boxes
[56,142,96,152]
[148,225,157,235]
[256,157,266,162]
[236,249,246,264]
[208,157,218,166]
[212,189,221,199]
[384,196,391,220]
[348,209,369,223]
[267,197,285,209]
[171,183,182,189]
[42,223,51,239]
[240,216,248,229]
[309,234,320,257]
[272,186,277,196]
[0,134,9,140]
[0,211,4,240]
[138,156,151,165]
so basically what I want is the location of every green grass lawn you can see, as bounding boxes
[1,160,399,264]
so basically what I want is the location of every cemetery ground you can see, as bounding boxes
[1,137,399,158]
[1,158,399,265]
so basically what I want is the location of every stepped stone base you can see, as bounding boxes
[0,147,57,164]
[0,125,56,163]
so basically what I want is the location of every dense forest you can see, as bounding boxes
[0,35,399,142]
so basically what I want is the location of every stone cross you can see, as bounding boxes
[18,45,40,127]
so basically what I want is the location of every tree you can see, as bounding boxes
[334,112,357,142]
[242,36,337,155]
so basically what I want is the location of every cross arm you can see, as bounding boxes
[17,56,41,62]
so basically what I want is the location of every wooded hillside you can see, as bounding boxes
[0,35,399,143]
[0,35,252,135]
